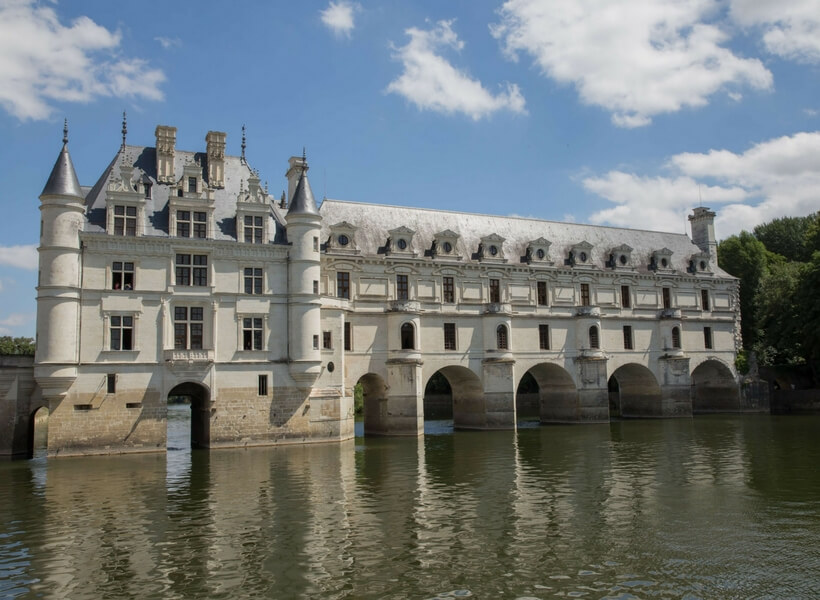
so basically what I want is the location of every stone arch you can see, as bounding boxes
[167,381,211,449]
[609,363,662,418]
[692,359,739,412]
[27,405,49,458]
[400,322,415,350]
[424,365,484,429]
[357,373,389,435]
[516,363,579,423]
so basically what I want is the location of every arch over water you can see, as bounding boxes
[517,363,578,423]
[357,373,389,435]
[424,366,484,429]
[167,381,210,449]
[692,359,739,412]
[609,363,662,418]
[27,406,49,458]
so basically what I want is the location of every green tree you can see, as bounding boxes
[755,260,804,365]
[0,336,35,355]
[753,214,818,262]
[798,253,820,362]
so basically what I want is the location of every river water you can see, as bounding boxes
[2,409,819,599]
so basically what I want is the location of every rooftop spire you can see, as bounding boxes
[121,111,127,148]
[241,124,246,163]
[42,119,83,199]
[287,165,319,216]
[62,118,68,146]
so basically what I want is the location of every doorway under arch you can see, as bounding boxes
[516,363,578,423]
[27,405,49,458]
[692,360,739,412]
[609,363,662,418]
[167,382,210,449]
[357,373,389,436]
[424,366,484,430]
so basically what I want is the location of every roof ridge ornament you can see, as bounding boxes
[241,124,246,163]
[63,118,68,146]
[121,110,127,148]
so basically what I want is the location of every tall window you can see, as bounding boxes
[701,289,710,311]
[176,211,207,238]
[444,323,456,350]
[397,274,409,300]
[589,325,600,349]
[243,317,264,350]
[322,331,332,350]
[662,287,672,309]
[110,315,133,350]
[623,325,633,350]
[443,276,455,303]
[175,254,208,286]
[539,324,550,350]
[401,322,415,350]
[344,321,352,351]
[704,327,713,349]
[112,261,134,290]
[107,374,116,394]
[496,324,509,350]
[580,283,591,306]
[244,215,263,244]
[537,281,548,306]
[672,327,681,349]
[258,374,268,396]
[244,268,263,294]
[337,271,350,299]
[174,307,203,350]
[187,176,197,193]
[621,285,631,308]
[489,279,501,303]
[113,205,137,236]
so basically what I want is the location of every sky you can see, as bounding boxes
[0,0,818,337]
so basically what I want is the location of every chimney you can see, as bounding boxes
[689,207,717,261]
[206,130,226,188]
[155,125,177,184]
[286,155,308,206]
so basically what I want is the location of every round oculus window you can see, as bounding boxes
[579,252,587,262]
[700,260,707,270]
[489,245,498,256]
[327,362,335,373]
[661,257,668,268]
[536,249,545,260]
[442,241,453,253]
[338,234,349,246]
[397,238,407,250]
[619,254,627,265]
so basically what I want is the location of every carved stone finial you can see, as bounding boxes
[241,124,246,162]
[302,146,306,163]
[63,118,68,145]
[121,110,127,148]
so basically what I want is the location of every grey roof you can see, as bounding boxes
[82,145,287,243]
[288,171,319,216]
[41,144,83,199]
[319,199,732,277]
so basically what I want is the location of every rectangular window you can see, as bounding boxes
[244,215,263,244]
[174,306,204,350]
[313,280,319,295]
[107,374,116,394]
[193,212,206,238]
[489,279,501,303]
[537,281,548,306]
[313,335,319,350]
[176,210,191,237]
[313,236,319,252]
[244,267,263,295]
[112,261,134,290]
[580,283,591,306]
[187,176,197,193]
[701,289,710,311]
[323,331,332,350]
[662,287,672,309]
[242,317,264,351]
[539,324,550,350]
[443,276,455,303]
[397,274,409,300]
[258,374,268,396]
[144,183,152,199]
[621,285,631,308]
[444,323,456,350]
[113,205,137,236]
[110,315,134,351]
[704,327,713,349]
[175,254,208,287]
[344,322,352,351]
[337,271,350,299]
[623,325,633,350]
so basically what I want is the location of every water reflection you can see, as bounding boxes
[1,416,819,599]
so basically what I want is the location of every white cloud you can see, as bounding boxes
[387,20,526,120]
[491,0,772,127]
[583,131,820,238]
[320,1,359,38]
[0,245,38,270]
[154,36,181,49]
[0,312,35,336]
[0,0,165,121]
[730,0,820,63]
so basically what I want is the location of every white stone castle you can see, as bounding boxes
[33,121,741,456]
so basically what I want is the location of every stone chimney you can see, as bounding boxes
[286,155,308,206]
[155,125,177,184]
[206,130,226,188]
[689,206,717,258]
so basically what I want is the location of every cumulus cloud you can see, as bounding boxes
[730,0,820,63]
[584,131,820,238]
[491,0,772,127]
[320,1,359,38]
[387,20,526,120]
[154,36,181,49]
[0,0,165,121]
[0,245,38,270]
[0,312,35,336]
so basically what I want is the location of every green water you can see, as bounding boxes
[2,411,819,599]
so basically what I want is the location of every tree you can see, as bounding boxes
[755,260,804,365]
[753,214,818,263]
[798,253,820,363]
[0,336,35,356]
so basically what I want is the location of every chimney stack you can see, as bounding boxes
[155,125,177,184]
[206,130,226,188]
[286,155,308,206]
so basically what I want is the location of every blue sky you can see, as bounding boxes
[0,0,818,337]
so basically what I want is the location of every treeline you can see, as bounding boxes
[717,212,820,371]
[0,336,35,356]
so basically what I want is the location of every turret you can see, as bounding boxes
[286,155,323,387]
[35,121,84,397]
[689,207,717,268]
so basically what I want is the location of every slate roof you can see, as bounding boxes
[81,145,288,243]
[319,199,732,277]
[41,143,84,199]
[288,170,319,216]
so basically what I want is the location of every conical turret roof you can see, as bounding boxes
[288,169,319,216]
[41,138,83,199]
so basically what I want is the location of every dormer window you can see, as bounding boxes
[431,229,461,260]
[689,251,712,274]
[650,248,675,273]
[478,234,506,262]
[567,241,594,268]
[244,216,264,244]
[188,176,197,194]
[338,234,349,246]
[114,205,137,236]
[443,242,453,253]
[526,237,553,265]
[607,244,634,269]
[387,226,416,256]
[328,221,360,253]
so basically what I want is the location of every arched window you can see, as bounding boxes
[497,324,509,350]
[671,326,681,349]
[401,322,415,350]
[589,325,600,349]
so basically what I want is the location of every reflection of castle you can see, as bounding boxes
[32,122,739,456]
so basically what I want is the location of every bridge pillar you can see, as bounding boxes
[385,357,424,436]
[574,355,609,422]
[659,356,693,416]
[482,357,516,429]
